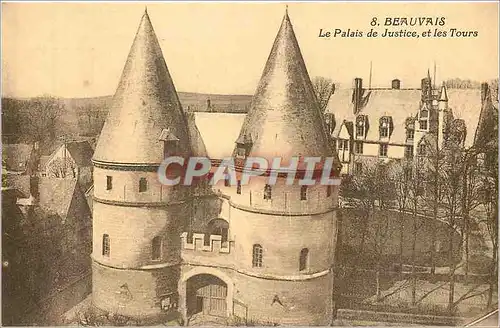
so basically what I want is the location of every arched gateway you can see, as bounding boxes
[179,268,234,323]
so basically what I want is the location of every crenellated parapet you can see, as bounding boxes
[180,232,232,253]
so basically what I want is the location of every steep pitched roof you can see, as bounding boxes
[474,83,499,149]
[38,178,90,221]
[194,112,245,159]
[234,11,336,161]
[326,88,482,147]
[93,10,192,165]
[2,143,34,172]
[65,141,94,167]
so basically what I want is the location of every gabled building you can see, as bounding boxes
[326,76,483,175]
[2,142,39,175]
[40,140,94,189]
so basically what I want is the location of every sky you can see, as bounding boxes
[2,1,499,98]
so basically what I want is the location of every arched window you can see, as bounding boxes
[152,236,162,261]
[252,244,263,267]
[102,234,110,257]
[299,248,309,271]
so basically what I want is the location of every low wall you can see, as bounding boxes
[336,308,467,326]
[339,208,462,267]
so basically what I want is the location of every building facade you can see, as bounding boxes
[91,9,340,326]
[326,75,483,176]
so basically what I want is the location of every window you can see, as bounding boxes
[139,177,148,192]
[418,143,427,156]
[405,146,414,158]
[236,180,241,194]
[236,147,246,157]
[379,144,388,157]
[300,186,308,200]
[224,176,230,187]
[343,140,349,150]
[327,185,332,197]
[354,162,362,174]
[406,129,415,140]
[264,184,272,200]
[419,120,428,130]
[252,244,263,267]
[152,236,162,261]
[354,141,363,154]
[420,109,429,118]
[102,234,110,257]
[356,125,364,137]
[380,126,388,138]
[299,248,309,271]
[106,176,112,190]
[337,140,343,150]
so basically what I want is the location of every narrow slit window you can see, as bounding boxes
[252,244,263,267]
[102,234,110,257]
[264,184,272,200]
[106,176,113,190]
[236,180,241,194]
[299,248,309,271]
[327,185,332,197]
[152,236,162,261]
[300,185,307,200]
[139,177,148,192]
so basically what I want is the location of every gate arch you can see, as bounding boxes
[179,267,234,322]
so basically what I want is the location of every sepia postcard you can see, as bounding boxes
[1,1,499,327]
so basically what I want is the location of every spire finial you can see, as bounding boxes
[144,5,148,15]
[285,4,289,15]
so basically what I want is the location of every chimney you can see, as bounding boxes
[421,77,432,102]
[352,78,363,114]
[391,79,401,90]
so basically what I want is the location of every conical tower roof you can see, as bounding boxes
[439,82,448,102]
[234,10,335,162]
[93,10,191,165]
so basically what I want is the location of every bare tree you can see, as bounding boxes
[21,96,64,145]
[312,76,335,113]
[389,158,412,274]
[78,103,105,136]
[47,157,77,179]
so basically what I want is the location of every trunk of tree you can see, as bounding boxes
[487,241,497,308]
[411,201,418,306]
[376,266,381,302]
[448,214,456,314]
[399,214,404,277]
[461,160,470,285]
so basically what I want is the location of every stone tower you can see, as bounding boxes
[91,10,192,321]
[218,10,341,325]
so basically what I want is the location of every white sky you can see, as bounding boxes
[2,2,499,98]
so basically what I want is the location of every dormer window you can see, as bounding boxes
[406,129,415,140]
[419,120,428,130]
[356,115,369,138]
[379,116,394,139]
[235,134,253,159]
[159,128,179,158]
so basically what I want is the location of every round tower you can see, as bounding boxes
[91,10,192,322]
[218,10,342,325]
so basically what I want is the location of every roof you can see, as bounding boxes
[93,10,192,165]
[326,87,483,147]
[474,83,498,149]
[65,141,94,167]
[38,178,85,219]
[2,143,34,172]
[194,112,245,159]
[234,11,336,162]
[3,174,31,198]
